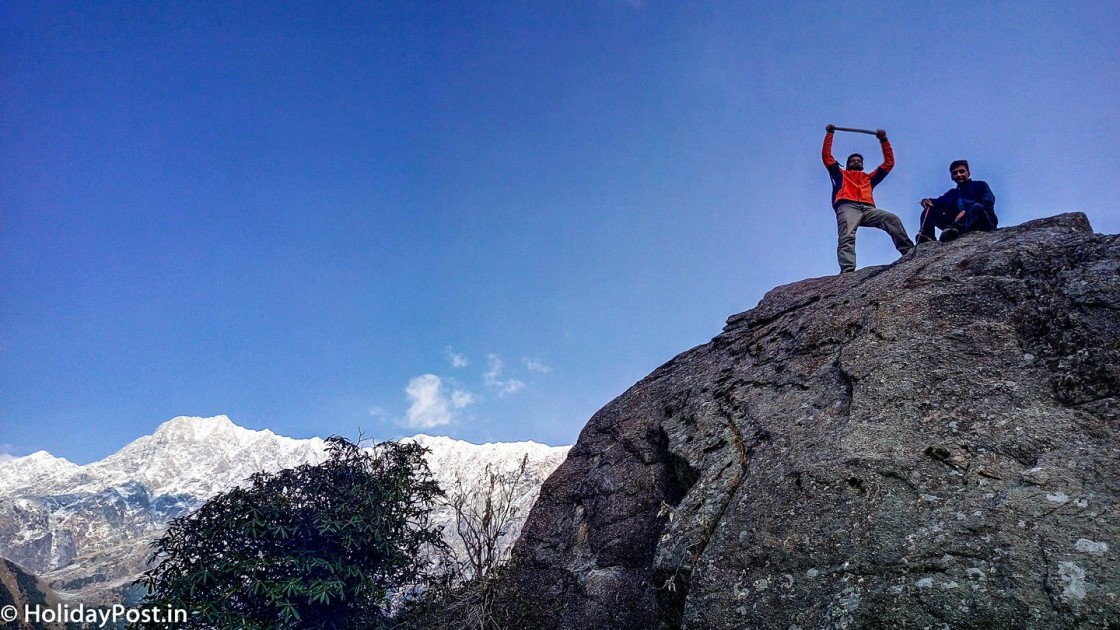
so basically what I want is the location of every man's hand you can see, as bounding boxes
[875,129,887,141]
[826,124,836,133]
[921,198,934,210]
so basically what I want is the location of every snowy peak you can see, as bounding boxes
[145,415,310,448]
[150,415,243,441]
[1,416,329,498]
[407,434,568,478]
[0,449,76,470]
[122,415,307,459]
[0,450,80,496]
[91,416,329,497]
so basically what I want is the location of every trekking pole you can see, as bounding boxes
[915,205,934,245]
[831,126,879,135]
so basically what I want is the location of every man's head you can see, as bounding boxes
[846,153,864,171]
[950,160,971,185]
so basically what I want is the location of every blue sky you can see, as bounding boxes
[2,1,1117,464]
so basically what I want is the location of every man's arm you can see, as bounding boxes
[965,181,995,210]
[822,125,838,169]
[869,130,893,185]
[923,189,952,211]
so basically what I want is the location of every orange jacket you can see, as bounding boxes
[822,132,894,208]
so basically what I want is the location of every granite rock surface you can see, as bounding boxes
[503,213,1119,628]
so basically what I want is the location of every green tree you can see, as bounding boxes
[134,436,446,629]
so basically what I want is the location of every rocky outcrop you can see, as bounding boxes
[503,214,1119,628]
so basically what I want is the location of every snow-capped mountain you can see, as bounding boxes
[0,416,329,499]
[0,416,569,605]
[413,433,567,575]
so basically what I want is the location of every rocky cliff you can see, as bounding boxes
[502,214,1119,628]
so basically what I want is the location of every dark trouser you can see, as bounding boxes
[835,202,915,273]
[918,201,998,240]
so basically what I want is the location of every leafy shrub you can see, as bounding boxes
[133,437,446,629]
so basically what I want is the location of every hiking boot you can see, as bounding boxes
[939,227,961,242]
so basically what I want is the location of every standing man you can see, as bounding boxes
[823,124,914,273]
[918,160,997,243]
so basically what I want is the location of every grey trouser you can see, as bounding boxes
[835,202,914,273]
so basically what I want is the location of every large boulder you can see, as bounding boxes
[503,214,1119,628]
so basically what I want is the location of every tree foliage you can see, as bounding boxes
[134,436,446,629]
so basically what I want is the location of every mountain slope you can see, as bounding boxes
[0,556,70,629]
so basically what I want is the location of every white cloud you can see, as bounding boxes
[484,354,525,397]
[497,381,524,396]
[483,355,503,382]
[522,358,552,373]
[445,346,469,368]
[405,374,475,428]
[451,390,476,408]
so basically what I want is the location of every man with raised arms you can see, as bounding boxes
[822,124,914,273]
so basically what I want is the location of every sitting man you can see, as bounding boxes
[918,160,997,243]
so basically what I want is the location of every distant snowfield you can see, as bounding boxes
[0,415,570,605]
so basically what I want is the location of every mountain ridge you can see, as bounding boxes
[0,415,569,605]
